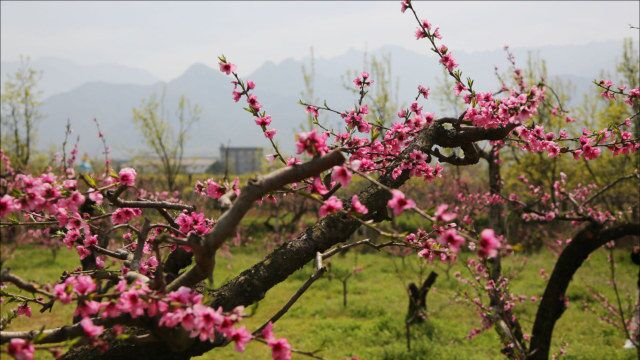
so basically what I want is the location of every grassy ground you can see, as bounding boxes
[2,244,637,359]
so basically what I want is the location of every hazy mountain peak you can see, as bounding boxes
[19,40,626,159]
[1,57,160,97]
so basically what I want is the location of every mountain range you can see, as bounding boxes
[0,40,625,159]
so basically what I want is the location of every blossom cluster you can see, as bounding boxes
[597,79,640,106]
[510,173,617,224]
[50,276,255,354]
[175,211,215,236]
[218,57,279,145]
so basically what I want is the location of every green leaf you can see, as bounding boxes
[6,214,19,224]
[371,127,380,141]
[81,173,97,188]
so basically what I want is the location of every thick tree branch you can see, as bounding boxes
[0,270,54,298]
[0,316,136,344]
[166,149,345,291]
[527,222,640,360]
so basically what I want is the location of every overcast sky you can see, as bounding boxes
[2,1,639,81]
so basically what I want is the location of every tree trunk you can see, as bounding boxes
[527,223,639,360]
[406,271,438,325]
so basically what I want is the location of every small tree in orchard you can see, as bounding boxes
[132,92,201,192]
[0,56,42,169]
[0,2,638,360]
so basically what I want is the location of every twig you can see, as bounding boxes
[0,270,54,298]
[252,266,327,337]
[607,247,632,342]
[582,174,639,206]
[130,218,151,271]
[253,338,326,360]
[89,245,129,261]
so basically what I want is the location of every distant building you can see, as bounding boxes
[219,145,263,174]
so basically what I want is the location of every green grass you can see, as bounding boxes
[2,245,637,359]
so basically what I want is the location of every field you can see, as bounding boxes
[3,243,637,359]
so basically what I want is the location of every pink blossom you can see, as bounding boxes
[400,0,411,13]
[418,85,430,99]
[478,229,501,258]
[16,304,31,317]
[261,321,276,341]
[118,167,137,187]
[75,300,101,318]
[319,196,343,217]
[440,53,458,72]
[63,179,77,190]
[175,211,213,235]
[80,317,104,338]
[264,129,277,139]
[229,326,252,352]
[295,129,329,156]
[262,323,292,360]
[69,191,85,208]
[247,94,261,111]
[310,177,328,195]
[269,338,292,360]
[387,190,415,216]
[54,282,73,304]
[83,234,98,247]
[582,144,601,160]
[439,228,465,252]
[421,19,432,31]
[255,115,272,127]
[205,180,226,199]
[219,61,236,75]
[74,275,97,295]
[331,166,352,187]
[76,246,91,260]
[88,190,103,205]
[0,195,20,217]
[432,27,442,39]
[434,204,457,222]
[454,82,467,96]
[410,101,423,115]
[353,72,372,88]
[351,195,368,215]
[100,301,122,319]
[8,339,34,360]
[111,208,142,225]
[415,27,427,39]
[305,105,319,118]
[118,290,146,318]
[286,157,301,166]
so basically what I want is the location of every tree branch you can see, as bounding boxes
[528,222,640,360]
[166,149,345,291]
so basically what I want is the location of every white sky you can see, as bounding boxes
[2,1,639,81]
